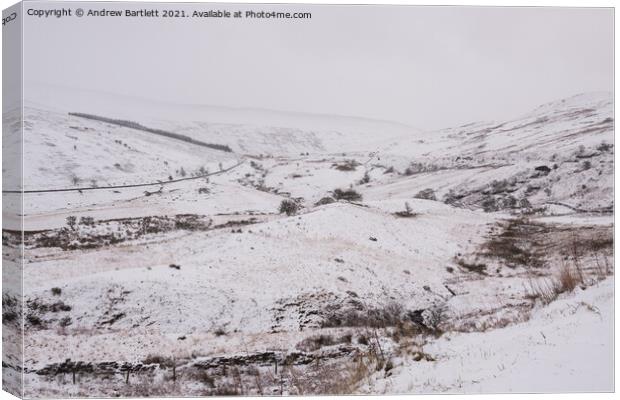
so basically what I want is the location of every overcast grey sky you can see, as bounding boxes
[23,3,613,129]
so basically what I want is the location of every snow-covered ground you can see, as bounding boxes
[362,278,614,394]
[2,87,614,397]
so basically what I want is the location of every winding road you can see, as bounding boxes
[3,158,246,194]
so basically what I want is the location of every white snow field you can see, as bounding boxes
[2,87,613,397]
[361,278,614,394]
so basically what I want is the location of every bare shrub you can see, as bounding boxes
[556,262,583,293]
[425,303,448,334]
[403,162,441,176]
[66,216,77,230]
[279,199,299,216]
[333,188,362,202]
[527,262,584,305]
[526,276,558,305]
[394,202,416,218]
[26,314,44,327]
[213,326,227,337]
[79,216,95,226]
[333,160,359,171]
[27,298,71,312]
[414,188,436,201]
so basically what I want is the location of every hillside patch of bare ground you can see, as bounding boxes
[448,216,612,332]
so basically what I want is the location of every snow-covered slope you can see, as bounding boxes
[22,201,493,335]
[360,92,614,212]
[384,92,612,159]
[6,89,613,397]
[22,106,238,190]
[362,279,614,394]
[25,83,418,156]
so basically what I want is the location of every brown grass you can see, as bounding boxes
[527,260,584,305]
[482,217,546,269]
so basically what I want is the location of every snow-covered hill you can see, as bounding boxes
[25,83,418,157]
[362,91,614,212]
[5,89,613,397]
[22,106,239,190]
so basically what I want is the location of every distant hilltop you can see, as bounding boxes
[68,112,233,153]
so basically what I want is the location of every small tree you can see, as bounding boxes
[66,216,77,230]
[425,302,447,334]
[394,202,416,217]
[279,199,299,216]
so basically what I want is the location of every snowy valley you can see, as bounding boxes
[2,89,614,396]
